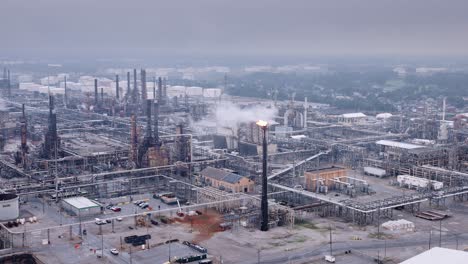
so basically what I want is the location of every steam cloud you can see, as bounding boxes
[215,102,277,127]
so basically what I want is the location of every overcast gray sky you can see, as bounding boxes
[2,0,468,59]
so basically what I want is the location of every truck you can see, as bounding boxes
[324,255,335,263]
[363,167,386,178]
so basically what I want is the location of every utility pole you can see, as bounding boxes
[377,207,381,239]
[101,234,104,258]
[429,229,432,249]
[168,235,172,262]
[129,244,133,264]
[439,220,442,247]
[329,225,333,257]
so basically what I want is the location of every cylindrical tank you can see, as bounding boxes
[0,193,19,220]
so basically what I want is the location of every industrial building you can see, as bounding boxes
[304,166,347,192]
[0,66,467,264]
[199,167,254,193]
[62,196,101,216]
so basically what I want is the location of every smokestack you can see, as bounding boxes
[157,77,162,102]
[303,97,308,128]
[7,69,11,97]
[141,69,147,101]
[130,114,138,164]
[153,76,156,99]
[45,95,57,159]
[94,78,98,106]
[126,72,131,99]
[21,104,27,167]
[258,122,269,231]
[153,101,160,144]
[64,76,68,108]
[146,99,152,139]
[133,68,138,103]
[442,97,446,121]
[163,77,167,98]
[115,75,120,99]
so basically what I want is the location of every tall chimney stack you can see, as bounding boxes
[146,99,152,139]
[126,72,131,99]
[115,75,120,99]
[7,69,11,97]
[21,104,27,167]
[153,101,160,144]
[141,69,147,101]
[157,77,162,102]
[130,114,138,164]
[64,76,68,108]
[133,68,138,103]
[163,78,167,98]
[260,125,269,231]
[94,79,98,106]
[153,76,156,99]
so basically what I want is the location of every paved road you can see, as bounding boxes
[239,232,468,264]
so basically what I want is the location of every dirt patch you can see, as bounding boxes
[174,209,223,243]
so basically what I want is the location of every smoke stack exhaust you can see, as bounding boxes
[7,69,11,97]
[115,75,120,99]
[64,76,68,108]
[158,77,162,102]
[153,101,160,144]
[141,69,147,101]
[133,68,138,103]
[127,72,131,99]
[146,99,152,139]
[94,79,98,106]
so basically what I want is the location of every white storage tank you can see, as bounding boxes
[0,193,19,220]
[397,175,443,190]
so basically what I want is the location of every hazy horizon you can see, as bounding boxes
[1,0,468,62]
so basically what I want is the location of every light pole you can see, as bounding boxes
[256,120,269,232]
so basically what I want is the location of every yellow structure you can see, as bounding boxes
[200,167,254,193]
[304,166,347,191]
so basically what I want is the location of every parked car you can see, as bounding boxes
[111,207,121,212]
[106,219,111,223]
[116,217,123,221]
[95,218,106,225]
[110,248,119,255]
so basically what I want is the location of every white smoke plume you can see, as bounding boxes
[190,101,278,136]
[215,102,277,127]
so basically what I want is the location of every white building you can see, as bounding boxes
[338,113,367,124]
[401,247,468,264]
[62,196,101,216]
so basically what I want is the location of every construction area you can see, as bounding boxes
[0,68,468,264]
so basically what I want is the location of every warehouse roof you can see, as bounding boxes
[400,247,468,264]
[376,140,425,150]
[63,196,100,210]
[201,167,246,184]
